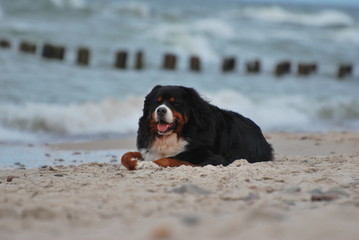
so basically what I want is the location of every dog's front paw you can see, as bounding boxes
[121,152,142,170]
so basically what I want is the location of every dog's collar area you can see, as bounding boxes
[157,120,177,135]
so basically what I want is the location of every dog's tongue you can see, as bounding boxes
[157,123,170,132]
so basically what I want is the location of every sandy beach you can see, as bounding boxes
[1,131,359,240]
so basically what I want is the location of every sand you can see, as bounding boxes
[1,131,359,240]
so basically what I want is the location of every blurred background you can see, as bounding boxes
[0,0,359,144]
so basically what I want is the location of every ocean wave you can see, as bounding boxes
[1,91,358,143]
[207,90,359,132]
[192,18,235,39]
[148,24,217,62]
[333,27,359,44]
[0,127,38,143]
[49,0,86,10]
[147,18,234,62]
[106,1,152,18]
[0,97,143,137]
[316,100,359,120]
[207,90,313,131]
[239,6,355,27]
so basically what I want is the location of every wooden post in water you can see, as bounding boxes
[337,64,353,79]
[298,63,317,76]
[42,44,52,59]
[77,47,90,66]
[298,63,310,76]
[56,46,65,60]
[246,59,261,73]
[189,55,201,72]
[114,50,128,69]
[274,61,291,77]
[42,44,65,60]
[0,39,11,48]
[309,63,317,73]
[134,50,144,70]
[163,53,177,70]
[19,41,37,54]
[221,57,236,72]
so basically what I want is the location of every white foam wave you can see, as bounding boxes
[0,97,143,137]
[207,90,359,132]
[148,19,234,62]
[315,100,359,121]
[1,90,358,143]
[0,127,37,143]
[192,18,235,39]
[106,1,152,18]
[49,0,86,9]
[207,90,312,131]
[148,25,216,62]
[334,27,359,44]
[240,6,354,27]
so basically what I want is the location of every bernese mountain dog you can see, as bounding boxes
[121,85,273,170]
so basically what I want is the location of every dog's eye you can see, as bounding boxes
[169,97,180,106]
[157,96,163,103]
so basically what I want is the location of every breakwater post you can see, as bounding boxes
[19,41,37,54]
[275,61,291,77]
[221,57,236,72]
[77,47,90,66]
[337,64,353,79]
[114,50,128,69]
[42,43,65,60]
[0,39,11,48]
[246,59,261,73]
[298,63,317,76]
[163,53,177,70]
[189,55,201,72]
[134,50,144,70]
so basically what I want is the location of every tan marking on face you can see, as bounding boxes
[150,112,158,134]
[172,111,187,137]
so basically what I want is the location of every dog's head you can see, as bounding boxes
[143,85,201,136]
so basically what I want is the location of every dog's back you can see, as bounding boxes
[214,108,273,164]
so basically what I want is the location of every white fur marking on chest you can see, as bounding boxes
[140,134,188,161]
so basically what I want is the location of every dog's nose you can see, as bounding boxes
[157,107,167,116]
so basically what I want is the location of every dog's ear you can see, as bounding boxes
[142,85,162,117]
[146,85,162,100]
[182,87,210,128]
[151,85,162,92]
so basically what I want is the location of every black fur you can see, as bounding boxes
[137,85,273,166]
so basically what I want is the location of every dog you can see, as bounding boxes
[121,85,273,170]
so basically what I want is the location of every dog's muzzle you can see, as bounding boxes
[155,105,176,135]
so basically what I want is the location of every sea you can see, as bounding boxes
[0,0,359,167]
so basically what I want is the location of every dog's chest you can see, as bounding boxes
[141,134,188,161]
